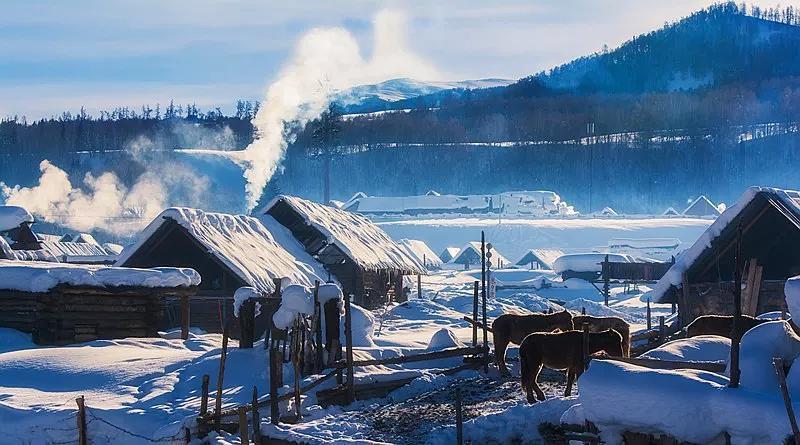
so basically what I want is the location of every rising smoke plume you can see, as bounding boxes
[1,160,165,236]
[0,125,220,237]
[240,9,440,210]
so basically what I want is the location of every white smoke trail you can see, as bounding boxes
[240,9,440,210]
[1,160,166,236]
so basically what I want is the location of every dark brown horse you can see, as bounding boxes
[573,315,631,357]
[686,314,766,338]
[492,310,574,376]
[519,329,623,403]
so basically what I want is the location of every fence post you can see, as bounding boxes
[239,300,255,349]
[269,345,280,425]
[252,386,261,444]
[729,223,743,389]
[214,323,230,432]
[76,395,87,445]
[659,316,665,338]
[345,293,356,404]
[481,231,488,372]
[472,281,479,349]
[774,358,800,445]
[646,299,652,331]
[582,322,590,371]
[200,374,210,416]
[238,406,249,444]
[455,387,463,445]
[181,295,190,340]
[418,274,422,299]
[314,281,323,370]
[603,255,610,306]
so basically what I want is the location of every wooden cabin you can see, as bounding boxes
[653,187,800,323]
[682,195,722,217]
[439,247,460,264]
[515,249,564,270]
[0,260,198,345]
[450,242,510,270]
[262,196,426,309]
[116,207,329,334]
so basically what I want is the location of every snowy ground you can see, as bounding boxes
[377,216,711,261]
[0,268,669,444]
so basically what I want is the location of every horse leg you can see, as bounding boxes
[531,364,546,401]
[564,369,575,397]
[494,335,511,376]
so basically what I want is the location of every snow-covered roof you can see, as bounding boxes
[35,233,63,243]
[599,207,618,216]
[0,259,199,293]
[440,247,460,263]
[263,196,426,274]
[397,239,443,268]
[552,252,634,274]
[0,206,33,232]
[682,195,721,216]
[662,207,681,216]
[515,249,564,269]
[608,238,681,250]
[42,241,109,258]
[102,243,124,255]
[0,237,57,262]
[117,207,330,292]
[651,187,800,303]
[452,242,510,267]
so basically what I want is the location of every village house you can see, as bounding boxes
[398,238,443,270]
[0,260,199,345]
[514,248,564,270]
[682,195,722,217]
[116,207,329,333]
[651,187,800,323]
[261,195,425,309]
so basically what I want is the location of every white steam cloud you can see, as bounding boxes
[240,9,440,210]
[1,126,217,237]
[1,160,166,236]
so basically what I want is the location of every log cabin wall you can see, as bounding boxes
[0,291,36,333]
[681,280,786,320]
[0,285,190,345]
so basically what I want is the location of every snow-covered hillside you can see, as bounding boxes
[333,77,513,113]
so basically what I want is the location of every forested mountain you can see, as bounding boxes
[3,2,800,216]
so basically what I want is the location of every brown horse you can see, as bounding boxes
[519,329,623,403]
[573,315,631,357]
[492,310,574,376]
[686,314,766,338]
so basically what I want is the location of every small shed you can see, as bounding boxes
[398,239,443,270]
[0,260,198,345]
[117,207,329,333]
[451,242,510,270]
[682,196,722,217]
[515,249,564,270]
[439,247,460,263]
[262,195,425,308]
[599,207,618,216]
[652,187,800,323]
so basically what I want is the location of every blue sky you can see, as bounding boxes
[2,0,796,119]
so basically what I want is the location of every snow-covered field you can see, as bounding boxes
[378,217,711,261]
[0,266,670,444]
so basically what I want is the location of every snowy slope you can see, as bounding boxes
[334,78,513,110]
